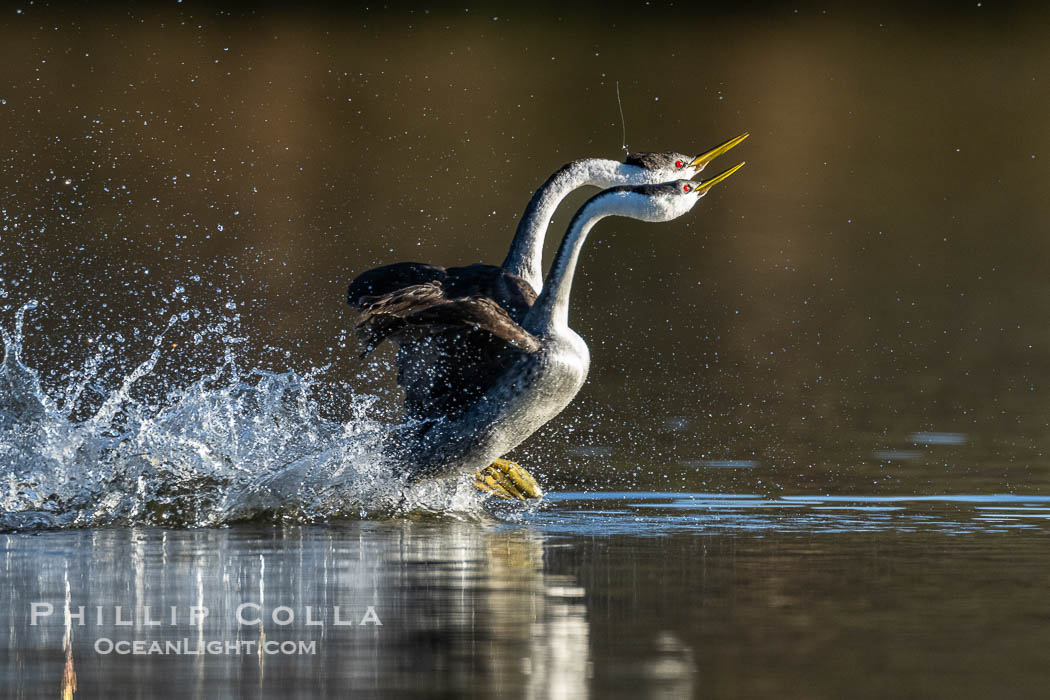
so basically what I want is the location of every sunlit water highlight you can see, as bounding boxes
[527,492,1050,536]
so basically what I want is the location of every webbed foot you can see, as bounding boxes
[474,459,543,501]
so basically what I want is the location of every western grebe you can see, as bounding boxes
[355,160,745,498]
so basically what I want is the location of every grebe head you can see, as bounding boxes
[624,132,749,183]
[602,161,747,223]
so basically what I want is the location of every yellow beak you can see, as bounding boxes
[688,132,750,171]
[695,161,746,195]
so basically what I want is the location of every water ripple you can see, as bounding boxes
[526,492,1050,536]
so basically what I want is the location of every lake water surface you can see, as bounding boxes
[5,493,1050,698]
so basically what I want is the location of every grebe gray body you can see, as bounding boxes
[380,168,746,481]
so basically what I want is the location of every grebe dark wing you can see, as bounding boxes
[346,261,448,310]
[354,282,538,358]
[354,284,538,421]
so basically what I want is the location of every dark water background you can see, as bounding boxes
[3,3,1050,697]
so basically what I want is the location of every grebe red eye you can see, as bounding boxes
[675,160,684,168]
[683,184,691,192]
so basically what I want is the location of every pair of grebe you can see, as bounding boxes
[347,134,747,499]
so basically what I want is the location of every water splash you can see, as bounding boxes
[0,301,495,531]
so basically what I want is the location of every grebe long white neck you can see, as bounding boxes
[502,159,635,292]
[502,134,749,293]
[522,186,674,335]
[524,164,745,336]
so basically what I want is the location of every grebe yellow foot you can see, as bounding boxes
[474,459,543,500]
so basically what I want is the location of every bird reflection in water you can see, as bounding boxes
[8,524,623,698]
